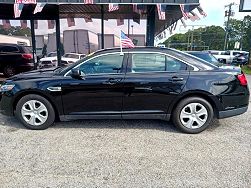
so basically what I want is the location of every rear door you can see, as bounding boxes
[122,52,190,119]
[0,45,21,68]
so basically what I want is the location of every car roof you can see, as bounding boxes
[92,47,217,70]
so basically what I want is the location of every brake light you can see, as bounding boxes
[237,74,248,86]
[22,54,33,59]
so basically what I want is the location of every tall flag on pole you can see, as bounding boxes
[157,4,166,20]
[20,20,27,29]
[109,4,119,12]
[34,20,38,29]
[14,3,24,18]
[67,17,75,27]
[33,3,46,14]
[117,18,124,26]
[2,20,11,29]
[180,4,190,20]
[120,30,135,49]
[84,0,93,4]
[197,5,207,17]
[48,20,55,29]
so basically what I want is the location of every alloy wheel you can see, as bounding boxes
[180,102,208,129]
[21,100,48,126]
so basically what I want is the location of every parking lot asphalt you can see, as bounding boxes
[0,76,250,188]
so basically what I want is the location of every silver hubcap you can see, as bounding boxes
[180,103,208,129]
[21,100,48,126]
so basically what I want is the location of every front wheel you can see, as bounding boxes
[172,97,214,134]
[16,94,55,130]
[3,65,16,77]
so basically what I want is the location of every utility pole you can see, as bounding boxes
[190,26,195,51]
[224,2,235,51]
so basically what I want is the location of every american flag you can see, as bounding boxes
[180,4,190,20]
[157,4,166,20]
[2,20,11,29]
[14,3,24,18]
[33,3,45,14]
[109,4,119,12]
[84,0,93,4]
[15,0,36,3]
[34,20,38,29]
[20,20,27,29]
[190,11,200,21]
[67,17,75,27]
[197,5,207,17]
[117,18,124,26]
[48,20,55,29]
[133,4,141,14]
[83,14,92,22]
[121,31,135,48]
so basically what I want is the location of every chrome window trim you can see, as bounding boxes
[64,52,125,77]
[128,51,199,71]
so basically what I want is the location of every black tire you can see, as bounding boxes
[172,97,214,134]
[16,94,55,130]
[3,65,16,77]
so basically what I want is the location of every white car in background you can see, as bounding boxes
[39,53,85,69]
[209,50,249,64]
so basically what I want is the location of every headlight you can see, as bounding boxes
[0,84,15,92]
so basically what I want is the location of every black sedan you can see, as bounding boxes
[0,47,249,133]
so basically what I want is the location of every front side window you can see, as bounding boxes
[131,53,166,72]
[79,53,124,75]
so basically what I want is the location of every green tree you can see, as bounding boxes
[0,25,31,37]
[164,26,225,51]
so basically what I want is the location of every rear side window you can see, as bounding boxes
[132,53,166,72]
[131,53,187,73]
[0,46,19,53]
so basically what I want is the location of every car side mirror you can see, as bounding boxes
[70,68,84,80]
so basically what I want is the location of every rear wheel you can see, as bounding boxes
[16,94,55,130]
[172,97,214,134]
[3,65,16,77]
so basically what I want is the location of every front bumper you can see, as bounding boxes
[218,106,248,119]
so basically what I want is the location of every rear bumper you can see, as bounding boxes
[218,106,248,119]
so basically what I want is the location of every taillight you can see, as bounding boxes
[237,74,248,86]
[22,54,33,59]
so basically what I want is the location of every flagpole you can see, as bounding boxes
[120,31,123,55]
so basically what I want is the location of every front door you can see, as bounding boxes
[122,52,190,119]
[61,53,127,118]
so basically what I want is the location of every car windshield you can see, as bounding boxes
[48,52,57,57]
[63,54,80,59]
[189,52,220,66]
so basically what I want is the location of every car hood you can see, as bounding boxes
[8,68,57,81]
[62,57,79,62]
[40,57,57,61]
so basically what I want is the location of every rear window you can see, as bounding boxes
[23,46,32,53]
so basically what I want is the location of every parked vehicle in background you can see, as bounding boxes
[232,53,249,66]
[209,50,249,64]
[61,53,86,66]
[39,53,85,69]
[0,47,249,134]
[63,29,99,55]
[0,43,34,77]
[187,51,241,71]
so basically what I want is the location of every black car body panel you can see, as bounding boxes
[0,47,249,124]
